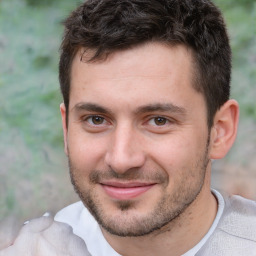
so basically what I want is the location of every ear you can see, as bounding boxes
[60,103,68,155]
[209,99,239,159]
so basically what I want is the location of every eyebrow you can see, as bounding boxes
[72,102,186,116]
[135,103,187,115]
[72,102,113,115]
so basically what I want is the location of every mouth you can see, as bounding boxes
[100,181,156,200]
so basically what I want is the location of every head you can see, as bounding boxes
[59,0,231,128]
[59,0,238,237]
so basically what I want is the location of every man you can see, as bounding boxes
[1,0,256,255]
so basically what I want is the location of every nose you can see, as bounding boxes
[104,124,146,174]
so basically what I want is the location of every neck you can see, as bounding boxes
[102,172,218,256]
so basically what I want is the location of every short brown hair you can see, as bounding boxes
[59,0,231,128]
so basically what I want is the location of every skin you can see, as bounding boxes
[60,42,239,256]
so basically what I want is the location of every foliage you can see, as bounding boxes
[214,0,256,119]
[0,0,83,220]
[0,0,255,220]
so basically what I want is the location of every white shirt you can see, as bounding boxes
[54,190,224,256]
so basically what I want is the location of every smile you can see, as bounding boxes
[100,181,156,200]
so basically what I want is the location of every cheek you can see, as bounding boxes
[67,130,108,171]
[148,135,201,173]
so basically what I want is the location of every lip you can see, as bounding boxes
[100,181,156,200]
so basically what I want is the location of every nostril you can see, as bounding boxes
[105,150,146,175]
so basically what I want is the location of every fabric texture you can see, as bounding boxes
[182,189,225,255]
[55,202,120,256]
[196,194,256,255]
[0,215,90,256]
[55,191,256,256]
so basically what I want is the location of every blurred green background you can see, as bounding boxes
[0,0,255,223]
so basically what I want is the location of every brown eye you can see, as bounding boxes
[87,116,105,125]
[154,117,167,126]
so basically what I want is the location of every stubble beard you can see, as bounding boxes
[68,142,209,237]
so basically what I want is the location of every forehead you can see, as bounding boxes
[69,42,204,114]
[71,43,194,81]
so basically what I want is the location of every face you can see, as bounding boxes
[61,43,211,237]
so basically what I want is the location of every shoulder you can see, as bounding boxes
[224,193,256,214]
[198,194,256,256]
[220,194,256,241]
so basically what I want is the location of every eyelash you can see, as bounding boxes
[147,116,170,126]
[82,115,173,127]
[83,115,108,126]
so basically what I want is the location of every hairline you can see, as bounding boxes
[64,41,212,129]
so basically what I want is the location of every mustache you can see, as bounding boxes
[89,168,168,184]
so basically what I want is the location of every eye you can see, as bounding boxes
[153,117,167,126]
[148,116,168,126]
[86,116,106,125]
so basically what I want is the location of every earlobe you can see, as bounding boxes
[60,103,68,155]
[209,99,239,159]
